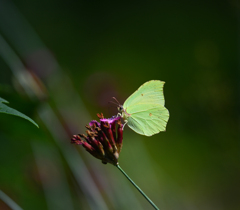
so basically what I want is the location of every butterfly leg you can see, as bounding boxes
[122,120,128,130]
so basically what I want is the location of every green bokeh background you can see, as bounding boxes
[0,0,239,209]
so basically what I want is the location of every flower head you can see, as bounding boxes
[71,113,123,165]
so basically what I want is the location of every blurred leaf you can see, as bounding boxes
[0,97,39,128]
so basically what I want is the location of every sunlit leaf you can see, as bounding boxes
[0,97,39,128]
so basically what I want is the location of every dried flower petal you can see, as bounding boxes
[71,135,83,145]
[100,116,121,126]
[89,120,100,127]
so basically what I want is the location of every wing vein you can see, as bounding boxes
[128,117,145,135]
[127,105,165,114]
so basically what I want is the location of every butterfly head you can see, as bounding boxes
[118,105,124,113]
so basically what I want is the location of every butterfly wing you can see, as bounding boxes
[126,103,169,136]
[123,80,169,136]
[123,80,166,109]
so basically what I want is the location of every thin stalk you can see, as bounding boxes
[0,190,23,210]
[116,164,159,210]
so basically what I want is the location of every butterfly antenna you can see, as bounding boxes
[108,101,119,106]
[112,97,121,106]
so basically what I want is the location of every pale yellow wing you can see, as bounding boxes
[123,80,166,109]
[122,80,169,136]
[126,103,169,136]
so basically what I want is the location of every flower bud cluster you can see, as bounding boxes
[71,113,123,165]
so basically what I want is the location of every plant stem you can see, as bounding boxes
[116,164,159,210]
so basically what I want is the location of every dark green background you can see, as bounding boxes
[0,0,239,209]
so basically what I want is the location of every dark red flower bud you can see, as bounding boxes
[103,122,117,152]
[117,120,123,153]
[82,141,103,160]
[71,135,83,145]
[111,121,117,142]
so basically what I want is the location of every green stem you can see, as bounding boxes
[116,164,159,210]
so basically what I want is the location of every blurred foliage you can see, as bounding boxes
[0,0,239,209]
[0,97,39,127]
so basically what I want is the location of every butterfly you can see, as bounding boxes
[115,80,169,136]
